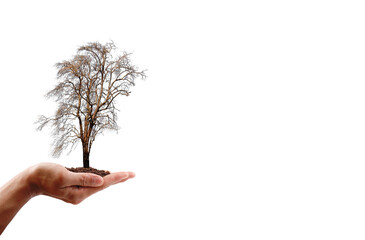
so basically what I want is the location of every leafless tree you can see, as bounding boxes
[37,41,146,168]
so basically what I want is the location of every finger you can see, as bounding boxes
[102,172,130,188]
[64,172,104,187]
[70,172,130,200]
[127,172,136,178]
[62,172,133,204]
[116,172,135,183]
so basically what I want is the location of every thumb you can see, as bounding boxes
[67,172,104,187]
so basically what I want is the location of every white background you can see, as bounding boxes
[0,0,365,239]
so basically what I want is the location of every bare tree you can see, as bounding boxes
[37,41,146,168]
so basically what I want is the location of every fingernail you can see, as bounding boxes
[119,173,129,181]
[128,172,136,178]
[92,176,104,185]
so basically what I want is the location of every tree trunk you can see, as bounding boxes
[83,150,90,168]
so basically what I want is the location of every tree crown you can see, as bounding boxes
[37,41,146,159]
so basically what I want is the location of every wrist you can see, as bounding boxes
[23,165,42,198]
[0,166,38,234]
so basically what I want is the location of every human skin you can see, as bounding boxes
[0,163,135,234]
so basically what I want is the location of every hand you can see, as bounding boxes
[28,163,135,204]
[0,163,135,234]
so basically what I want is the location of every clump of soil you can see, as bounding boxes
[66,167,110,177]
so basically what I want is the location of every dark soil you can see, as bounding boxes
[66,167,111,177]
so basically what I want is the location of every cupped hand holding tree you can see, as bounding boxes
[0,41,144,235]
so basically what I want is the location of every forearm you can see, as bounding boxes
[0,168,34,235]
